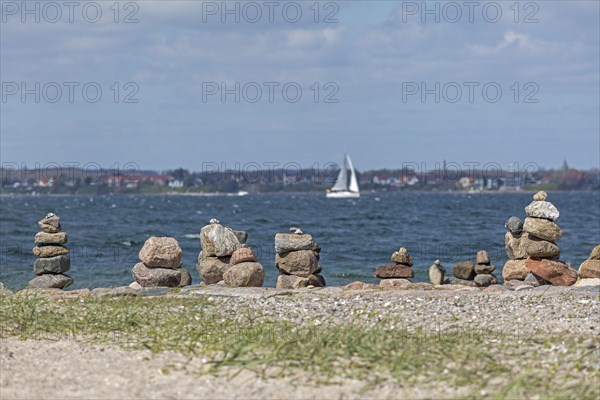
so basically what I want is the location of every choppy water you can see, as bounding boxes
[1,192,599,290]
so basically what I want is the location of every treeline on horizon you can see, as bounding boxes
[1,164,599,194]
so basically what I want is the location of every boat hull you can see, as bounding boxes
[326,191,360,199]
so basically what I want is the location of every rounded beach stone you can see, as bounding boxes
[589,245,600,260]
[200,224,241,257]
[35,231,68,245]
[380,278,411,288]
[502,259,529,281]
[523,217,563,242]
[523,272,550,287]
[139,236,182,269]
[34,255,70,275]
[525,258,578,286]
[474,274,498,287]
[32,245,69,258]
[447,277,478,287]
[275,250,319,277]
[132,262,181,287]
[375,264,414,279]
[476,250,490,265]
[520,233,560,259]
[276,274,309,289]
[453,261,476,280]
[223,262,264,287]
[525,201,560,221]
[28,273,73,289]
[391,247,413,266]
[178,267,192,287]
[196,252,231,285]
[230,247,257,265]
[38,214,61,233]
[428,261,445,285]
[533,191,547,201]
[505,216,523,234]
[578,259,600,279]
[474,264,495,274]
[274,233,320,254]
[307,274,326,287]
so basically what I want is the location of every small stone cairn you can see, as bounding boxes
[502,191,578,286]
[578,245,600,281]
[132,236,190,287]
[451,250,498,287]
[28,213,73,289]
[428,260,445,285]
[196,219,264,287]
[275,228,325,289]
[375,247,414,284]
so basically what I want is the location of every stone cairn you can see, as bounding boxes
[451,250,498,287]
[132,236,190,287]
[196,219,264,287]
[374,247,414,285]
[578,245,600,281]
[275,228,325,289]
[502,191,578,286]
[28,213,73,289]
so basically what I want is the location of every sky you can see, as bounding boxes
[1,0,599,173]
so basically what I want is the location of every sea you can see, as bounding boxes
[1,192,599,290]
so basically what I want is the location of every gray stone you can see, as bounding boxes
[201,224,241,257]
[590,245,600,260]
[453,261,476,280]
[92,287,139,297]
[505,231,527,260]
[525,200,560,221]
[380,278,412,288]
[390,247,413,266]
[28,273,73,289]
[274,233,319,254]
[524,272,550,287]
[474,264,496,274]
[34,231,68,245]
[579,259,600,279]
[520,233,560,259]
[276,250,319,277]
[307,274,326,287]
[505,216,523,234]
[34,255,70,275]
[447,277,478,287]
[139,236,183,269]
[474,274,498,287]
[178,267,192,287]
[129,282,142,290]
[375,264,414,279]
[223,262,264,287]
[502,259,529,281]
[196,252,231,284]
[523,217,563,242]
[232,230,248,244]
[532,191,547,201]
[428,261,445,285]
[32,245,69,258]
[132,262,181,287]
[515,284,534,291]
[476,250,490,265]
[38,214,61,233]
[276,274,309,289]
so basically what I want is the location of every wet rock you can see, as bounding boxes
[524,272,550,287]
[502,259,529,281]
[525,200,560,221]
[230,247,257,265]
[476,250,490,265]
[34,232,68,245]
[276,274,309,289]
[32,245,69,258]
[222,262,264,287]
[474,274,498,287]
[520,232,560,259]
[428,260,445,285]
[474,264,495,274]
[532,191,547,201]
[390,247,413,266]
[38,214,61,233]
[276,250,319,277]
[505,216,523,234]
[274,233,319,254]
[307,274,326,287]
[523,217,563,242]
[28,273,73,289]
[139,236,183,269]
[34,255,70,275]
[525,258,577,286]
[375,264,414,279]
[178,267,192,287]
[196,252,231,284]
[200,223,241,257]
[453,261,476,280]
[578,259,600,279]
[132,262,181,287]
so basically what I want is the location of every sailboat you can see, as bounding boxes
[326,154,360,198]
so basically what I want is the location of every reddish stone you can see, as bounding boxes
[374,264,414,279]
[525,258,577,286]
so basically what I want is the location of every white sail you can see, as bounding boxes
[346,155,359,193]
[331,158,348,191]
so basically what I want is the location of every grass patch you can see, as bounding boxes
[1,293,598,398]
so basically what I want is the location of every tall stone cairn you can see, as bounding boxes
[275,228,324,289]
[502,191,577,286]
[28,213,73,289]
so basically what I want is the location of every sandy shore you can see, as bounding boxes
[1,285,599,399]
